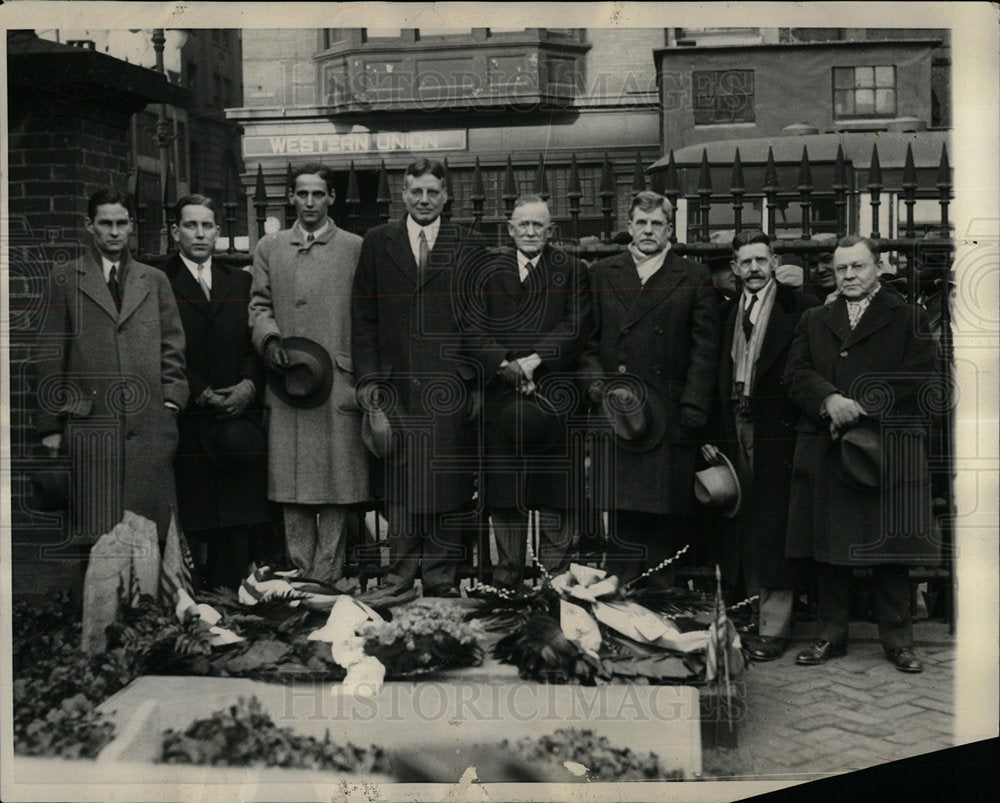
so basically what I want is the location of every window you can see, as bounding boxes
[833,65,896,118]
[176,120,188,182]
[223,77,233,106]
[213,72,222,107]
[692,69,755,125]
[186,61,198,91]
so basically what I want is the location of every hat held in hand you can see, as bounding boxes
[494,386,563,454]
[832,418,881,491]
[600,378,667,453]
[199,415,267,473]
[267,337,333,409]
[694,451,741,518]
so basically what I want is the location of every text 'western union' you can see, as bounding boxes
[265,132,449,155]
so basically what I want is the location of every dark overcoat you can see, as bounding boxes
[578,248,719,516]
[783,289,941,567]
[464,245,592,509]
[162,254,274,532]
[716,284,820,586]
[352,218,486,513]
[35,250,188,542]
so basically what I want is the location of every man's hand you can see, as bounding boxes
[467,387,482,422]
[198,387,224,408]
[680,404,708,430]
[497,359,525,387]
[214,379,256,420]
[700,443,722,464]
[775,263,804,288]
[41,433,63,457]
[821,393,867,431]
[264,338,290,371]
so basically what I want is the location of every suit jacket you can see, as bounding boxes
[716,284,819,586]
[783,289,941,566]
[579,247,719,515]
[352,217,486,513]
[35,249,188,541]
[464,245,592,508]
[162,254,273,532]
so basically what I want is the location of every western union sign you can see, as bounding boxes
[244,129,467,158]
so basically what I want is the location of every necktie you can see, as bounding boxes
[418,229,429,271]
[742,293,758,341]
[197,263,211,300]
[522,258,535,282]
[307,232,315,243]
[107,264,122,310]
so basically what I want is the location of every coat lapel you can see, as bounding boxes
[386,219,419,287]
[622,250,688,327]
[207,262,239,322]
[168,256,211,318]
[417,222,461,292]
[118,255,150,324]
[605,252,642,312]
[755,285,799,379]
[821,296,853,346]
[497,250,524,299]
[841,288,900,349]
[77,252,120,322]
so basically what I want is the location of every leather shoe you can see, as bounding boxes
[795,639,847,666]
[885,646,923,673]
[745,635,786,662]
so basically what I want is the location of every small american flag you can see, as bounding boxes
[159,512,196,605]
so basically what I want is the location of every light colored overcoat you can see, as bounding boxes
[250,224,369,505]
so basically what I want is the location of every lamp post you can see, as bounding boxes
[151,29,174,251]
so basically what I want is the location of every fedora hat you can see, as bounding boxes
[494,387,563,454]
[694,451,742,518]
[199,415,267,473]
[832,419,881,491]
[361,404,408,465]
[267,337,333,409]
[599,379,668,453]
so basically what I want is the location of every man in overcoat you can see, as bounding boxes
[784,235,940,673]
[163,194,274,591]
[464,194,591,587]
[702,230,820,661]
[578,191,719,584]
[36,187,188,543]
[352,158,486,598]
[249,164,368,586]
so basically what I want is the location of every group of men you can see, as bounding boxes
[37,158,941,675]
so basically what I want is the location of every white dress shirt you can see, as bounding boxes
[406,215,441,265]
[179,253,213,291]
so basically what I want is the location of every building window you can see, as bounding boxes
[213,72,222,107]
[692,69,755,125]
[186,61,198,91]
[176,120,188,182]
[223,77,233,106]
[833,65,896,118]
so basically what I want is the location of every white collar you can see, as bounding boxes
[294,218,332,241]
[406,214,441,247]
[100,255,121,282]
[179,253,212,271]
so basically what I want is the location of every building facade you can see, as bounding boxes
[230,28,669,243]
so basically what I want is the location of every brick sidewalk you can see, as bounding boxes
[705,620,955,782]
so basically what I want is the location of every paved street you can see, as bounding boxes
[703,620,955,783]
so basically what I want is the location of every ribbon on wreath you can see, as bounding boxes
[551,563,711,654]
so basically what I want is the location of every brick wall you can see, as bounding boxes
[579,29,665,105]
[7,100,135,600]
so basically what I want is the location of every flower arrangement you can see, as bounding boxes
[358,599,484,677]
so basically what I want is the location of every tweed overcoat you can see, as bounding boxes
[578,248,719,516]
[35,249,188,542]
[352,218,486,513]
[715,284,820,587]
[783,289,941,567]
[249,224,369,505]
[162,254,274,532]
[464,245,592,509]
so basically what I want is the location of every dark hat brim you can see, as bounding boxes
[832,419,881,491]
[600,379,669,453]
[694,451,742,518]
[267,337,334,409]
[199,415,267,473]
[493,386,564,454]
[362,407,409,465]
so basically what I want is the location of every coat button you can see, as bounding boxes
[839,350,848,357]
[653,367,662,375]
[295,299,306,308]
[618,365,627,374]
[654,326,663,334]
[127,431,136,439]
[412,379,421,386]
[411,333,419,340]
